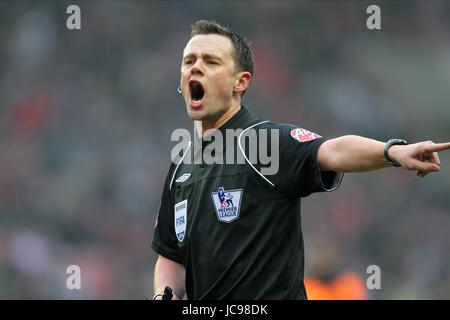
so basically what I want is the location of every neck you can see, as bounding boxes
[195,103,241,138]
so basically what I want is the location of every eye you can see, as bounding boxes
[184,60,193,65]
[207,60,218,65]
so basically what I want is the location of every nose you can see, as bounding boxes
[190,60,204,77]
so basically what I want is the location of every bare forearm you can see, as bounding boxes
[318,135,390,172]
[154,255,185,299]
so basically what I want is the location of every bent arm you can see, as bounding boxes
[154,255,185,300]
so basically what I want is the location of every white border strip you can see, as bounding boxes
[237,120,275,188]
[170,141,192,190]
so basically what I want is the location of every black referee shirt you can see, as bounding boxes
[152,106,343,299]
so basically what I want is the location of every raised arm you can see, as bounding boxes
[318,135,450,177]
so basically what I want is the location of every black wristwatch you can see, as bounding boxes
[384,139,408,167]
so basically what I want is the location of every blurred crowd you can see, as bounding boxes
[0,1,449,299]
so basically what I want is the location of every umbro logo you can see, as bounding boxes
[175,173,191,183]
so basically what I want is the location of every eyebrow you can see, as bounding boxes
[183,53,223,61]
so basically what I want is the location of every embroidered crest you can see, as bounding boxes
[211,187,243,223]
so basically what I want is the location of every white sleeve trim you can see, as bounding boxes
[321,171,344,192]
[316,156,344,192]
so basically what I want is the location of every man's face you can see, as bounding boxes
[180,34,239,121]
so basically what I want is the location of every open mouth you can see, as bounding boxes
[189,81,205,102]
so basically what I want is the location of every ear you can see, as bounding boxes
[233,71,252,94]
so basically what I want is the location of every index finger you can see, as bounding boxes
[424,142,450,153]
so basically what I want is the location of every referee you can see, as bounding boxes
[152,20,450,300]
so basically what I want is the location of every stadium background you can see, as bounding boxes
[0,1,449,299]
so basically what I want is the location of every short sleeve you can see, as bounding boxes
[151,163,184,264]
[266,124,344,198]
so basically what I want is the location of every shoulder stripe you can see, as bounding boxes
[237,120,276,188]
[169,141,192,190]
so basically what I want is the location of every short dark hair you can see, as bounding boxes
[190,20,254,76]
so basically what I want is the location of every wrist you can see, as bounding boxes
[387,145,401,166]
[384,139,408,167]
